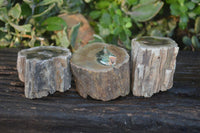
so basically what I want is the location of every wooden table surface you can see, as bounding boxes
[0,48,199,133]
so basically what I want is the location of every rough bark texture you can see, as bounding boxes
[0,48,200,132]
[17,46,72,99]
[71,43,130,101]
[131,36,179,97]
[59,13,94,50]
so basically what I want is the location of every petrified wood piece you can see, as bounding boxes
[71,43,130,101]
[131,36,179,97]
[17,46,72,99]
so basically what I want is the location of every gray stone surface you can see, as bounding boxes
[17,46,71,99]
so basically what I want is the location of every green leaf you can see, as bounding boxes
[9,22,32,32]
[150,29,164,37]
[166,0,176,4]
[0,39,10,47]
[0,7,8,21]
[96,1,110,9]
[195,17,200,33]
[126,0,138,5]
[168,19,177,31]
[32,3,55,18]
[56,28,70,48]
[192,36,200,48]
[65,0,84,13]
[0,31,11,47]
[108,3,117,16]
[179,5,188,13]
[42,17,67,31]
[28,30,36,47]
[84,0,91,3]
[0,27,8,32]
[38,0,63,6]
[23,0,33,5]
[191,0,200,3]
[115,9,122,16]
[170,4,181,16]
[124,38,131,50]
[193,6,200,15]
[70,23,80,48]
[123,17,131,23]
[0,30,7,39]
[124,28,132,37]
[89,11,101,20]
[119,31,127,41]
[119,31,131,49]
[178,0,184,6]
[100,13,111,25]
[125,22,132,28]
[113,15,120,25]
[179,15,188,29]
[8,3,21,19]
[21,2,32,17]
[129,1,164,22]
[139,0,156,4]
[186,2,195,10]
[182,36,192,46]
[109,24,114,34]
[188,12,196,19]
[113,27,122,35]
[98,25,110,37]
[0,0,5,7]
[88,34,105,44]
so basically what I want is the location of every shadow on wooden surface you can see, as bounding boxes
[0,48,199,133]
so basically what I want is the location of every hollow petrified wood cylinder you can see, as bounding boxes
[17,46,72,99]
[71,43,130,101]
[131,36,179,97]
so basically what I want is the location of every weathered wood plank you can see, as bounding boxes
[0,48,199,132]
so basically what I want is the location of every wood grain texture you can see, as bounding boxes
[131,37,179,97]
[71,43,130,101]
[17,46,72,99]
[0,48,200,133]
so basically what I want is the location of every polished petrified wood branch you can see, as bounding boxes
[71,43,130,101]
[17,46,72,99]
[131,36,179,97]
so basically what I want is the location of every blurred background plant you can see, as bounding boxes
[0,0,81,49]
[87,0,164,49]
[165,0,200,50]
[0,0,200,51]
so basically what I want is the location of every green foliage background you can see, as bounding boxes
[0,0,200,51]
